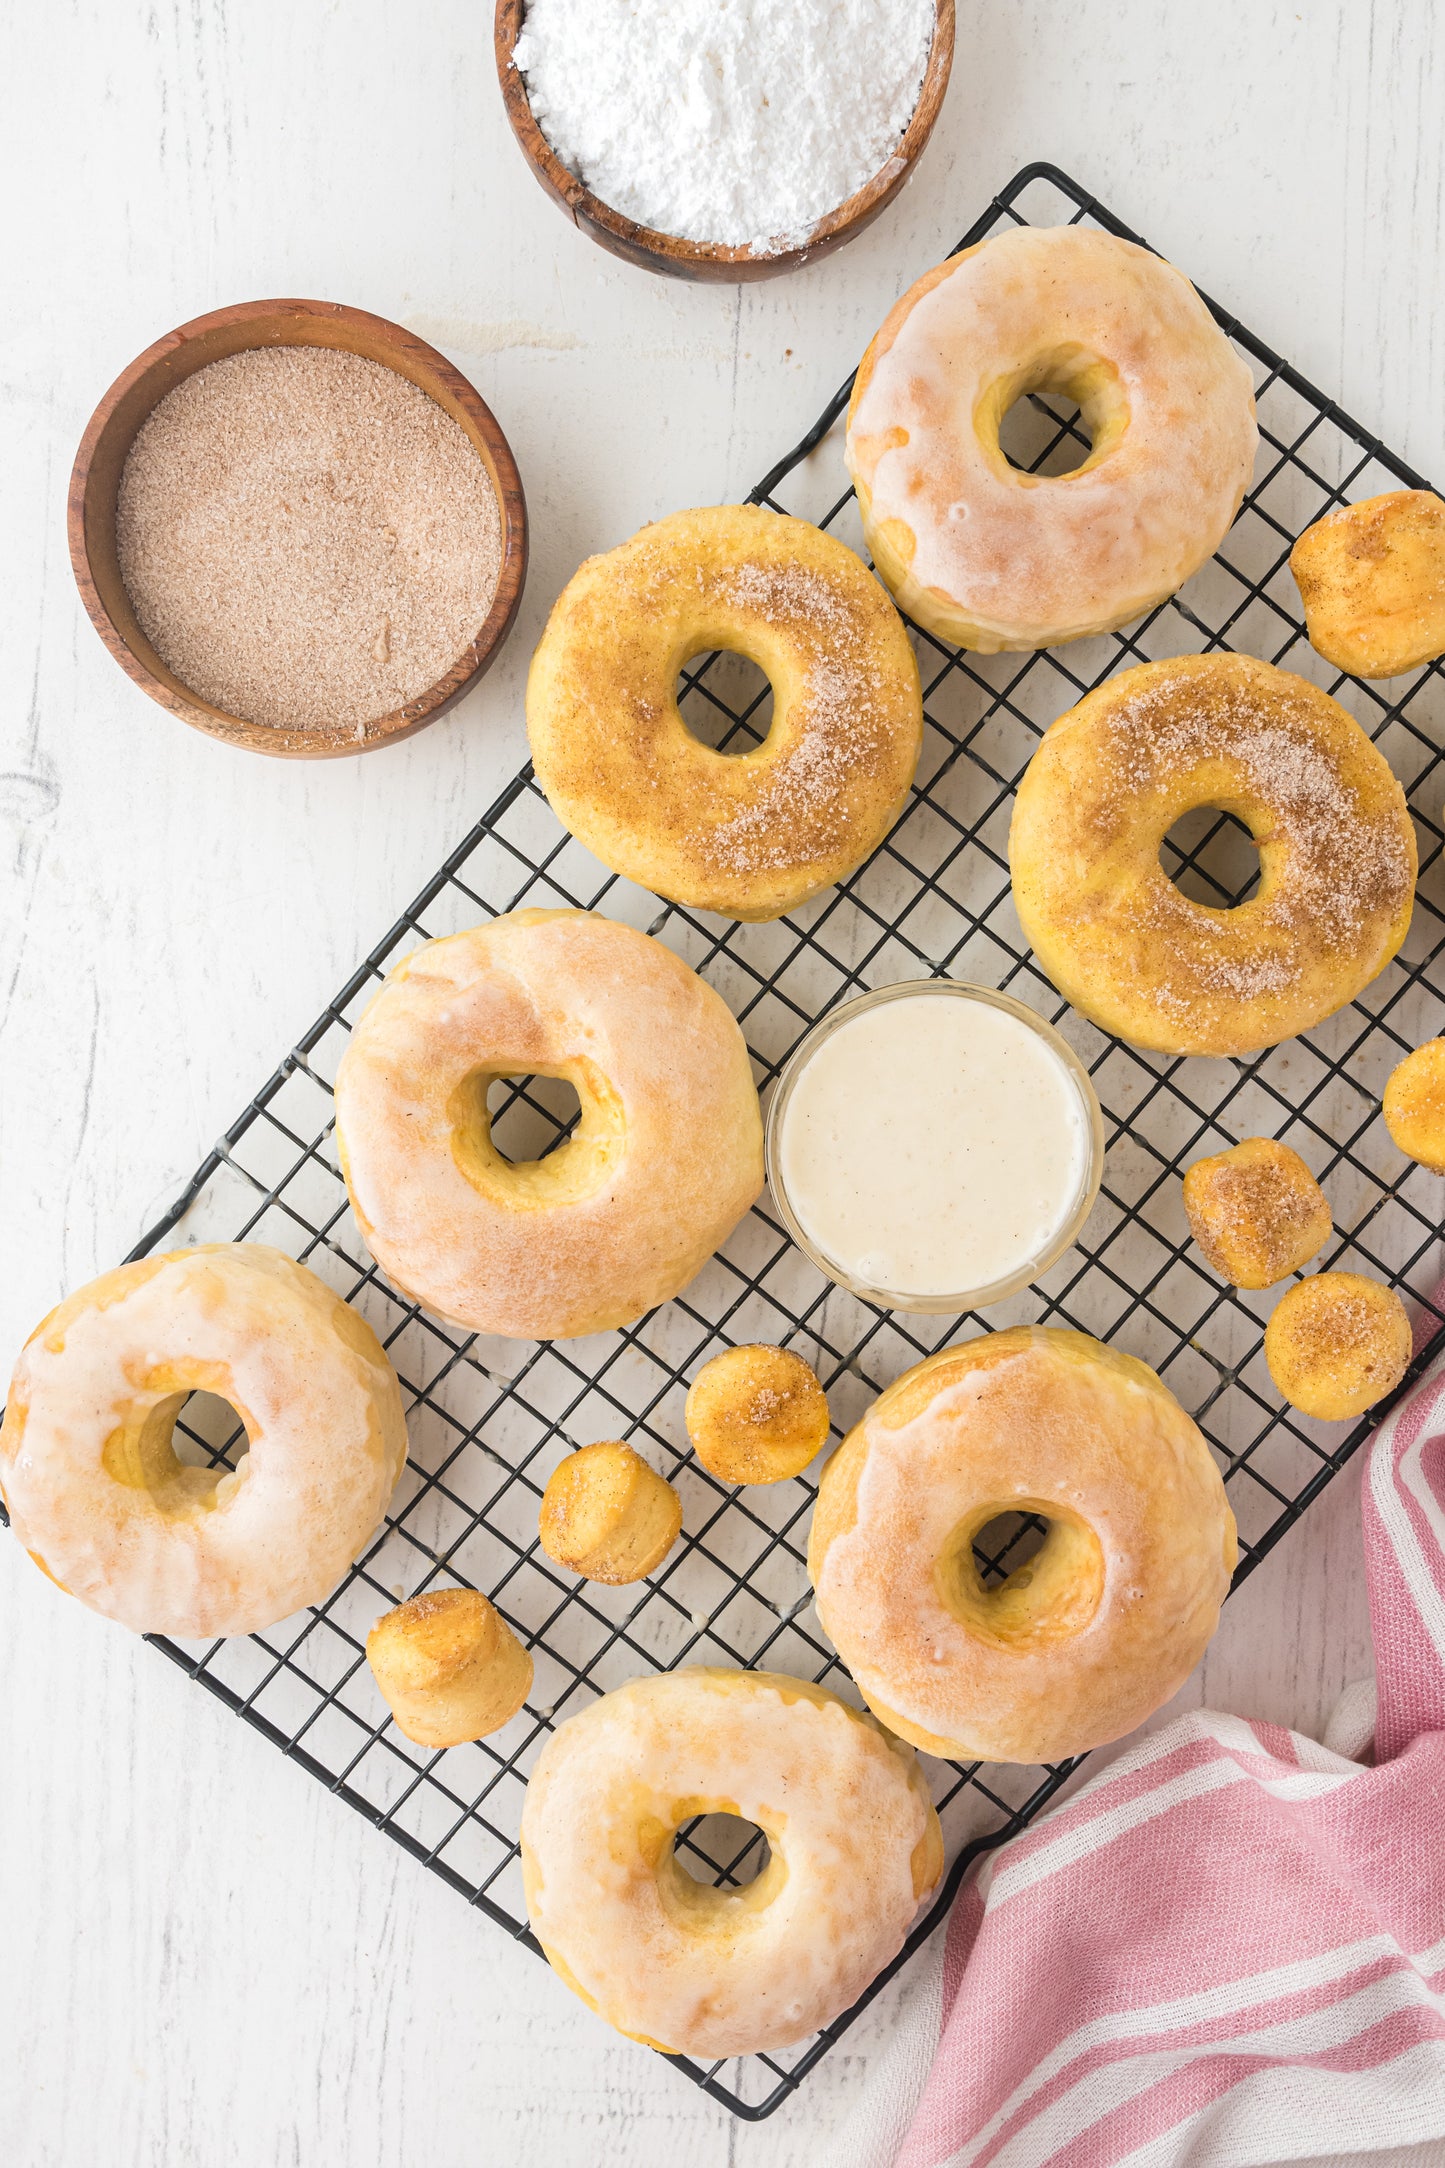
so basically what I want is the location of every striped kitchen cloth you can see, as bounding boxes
[836,1345,1445,2168]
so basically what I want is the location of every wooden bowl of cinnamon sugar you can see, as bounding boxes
[69,299,528,757]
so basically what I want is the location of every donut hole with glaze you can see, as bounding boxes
[448,1059,624,1208]
[1159,803,1263,909]
[937,1498,1107,1651]
[642,1798,787,1933]
[675,645,774,754]
[101,1371,254,1516]
[672,1809,771,1892]
[984,346,1127,483]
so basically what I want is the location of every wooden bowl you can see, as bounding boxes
[494,0,954,284]
[68,298,529,759]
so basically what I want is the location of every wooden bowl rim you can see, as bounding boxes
[493,0,955,279]
[68,296,529,759]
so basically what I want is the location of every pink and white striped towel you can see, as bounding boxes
[836,1351,1445,2168]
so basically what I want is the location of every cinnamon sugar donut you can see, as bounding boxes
[808,1328,1235,1765]
[0,1244,406,1636]
[1010,654,1417,1057]
[526,505,923,921]
[520,1668,942,2056]
[333,910,763,1340]
[846,225,1258,651]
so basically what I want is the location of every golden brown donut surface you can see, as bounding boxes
[367,1587,532,1746]
[1265,1272,1411,1421]
[1183,1137,1332,1289]
[538,1442,681,1584]
[520,1668,941,2057]
[685,1344,830,1485]
[333,909,763,1340]
[846,225,1257,652]
[526,505,922,921]
[807,1327,1235,1764]
[1383,1039,1445,1171]
[1291,491,1445,679]
[1009,654,1416,1057]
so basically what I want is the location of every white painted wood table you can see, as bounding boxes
[4,5,1444,2162]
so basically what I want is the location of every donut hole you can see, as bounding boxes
[449,1059,625,1206]
[972,1509,1049,1583]
[998,393,1092,478]
[673,1811,771,1889]
[676,647,775,754]
[172,1390,249,1475]
[486,1071,583,1164]
[1160,806,1262,908]
[102,1379,252,1514]
[938,1498,1105,1648]
[986,348,1127,482]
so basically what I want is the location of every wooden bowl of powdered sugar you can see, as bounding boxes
[496,0,954,283]
[68,298,528,757]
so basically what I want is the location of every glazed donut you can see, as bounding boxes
[0,1244,406,1637]
[808,1328,1235,1764]
[1265,1272,1411,1421]
[685,1344,831,1485]
[1010,654,1416,1057]
[1183,1137,1332,1290]
[526,505,923,921]
[1291,491,1445,680]
[333,910,763,1340]
[846,225,1258,651]
[520,1668,942,2056]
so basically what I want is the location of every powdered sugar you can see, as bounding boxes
[511,0,936,253]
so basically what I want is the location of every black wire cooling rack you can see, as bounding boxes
[17,163,1445,2121]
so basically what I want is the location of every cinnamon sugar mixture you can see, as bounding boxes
[116,347,502,732]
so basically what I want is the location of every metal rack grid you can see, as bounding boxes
[17,163,1445,2121]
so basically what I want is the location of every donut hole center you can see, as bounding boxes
[676,647,775,754]
[973,1509,1049,1581]
[983,347,1127,482]
[487,1072,583,1163]
[998,394,1089,477]
[448,1058,625,1207]
[673,1811,771,1889]
[651,1798,787,1926]
[102,1373,253,1517]
[1160,806,1263,908]
[937,1498,1105,1648]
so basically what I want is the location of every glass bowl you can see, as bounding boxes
[764,980,1105,1315]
